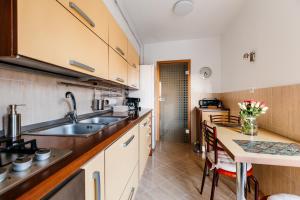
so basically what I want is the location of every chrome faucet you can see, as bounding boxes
[65,91,78,123]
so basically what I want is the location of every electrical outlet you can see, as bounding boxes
[185,129,190,134]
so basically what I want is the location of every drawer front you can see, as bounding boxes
[119,164,138,200]
[18,0,109,79]
[81,151,105,200]
[109,47,128,85]
[139,115,151,178]
[109,17,128,59]
[105,125,138,200]
[127,64,139,89]
[56,0,109,42]
[202,111,229,122]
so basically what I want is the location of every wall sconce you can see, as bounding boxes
[243,51,256,62]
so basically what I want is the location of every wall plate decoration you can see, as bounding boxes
[199,67,212,79]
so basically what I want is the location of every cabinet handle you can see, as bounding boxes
[69,60,95,72]
[132,64,137,68]
[131,84,137,88]
[93,171,101,200]
[128,187,135,200]
[116,46,125,56]
[116,77,125,83]
[123,135,135,147]
[69,2,95,27]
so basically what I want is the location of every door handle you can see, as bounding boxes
[93,171,101,200]
[123,135,135,147]
[116,46,125,56]
[159,97,165,102]
[128,187,135,200]
[69,60,95,72]
[69,2,95,27]
[116,77,125,83]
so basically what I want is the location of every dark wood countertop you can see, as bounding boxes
[0,109,152,200]
[195,107,230,112]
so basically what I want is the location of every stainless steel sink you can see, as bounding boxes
[26,123,105,137]
[79,116,127,126]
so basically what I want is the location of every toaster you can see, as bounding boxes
[199,98,222,108]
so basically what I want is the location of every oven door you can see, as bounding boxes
[43,169,85,200]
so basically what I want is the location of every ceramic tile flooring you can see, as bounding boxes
[135,141,257,200]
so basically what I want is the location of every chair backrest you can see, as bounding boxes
[210,114,241,124]
[203,120,218,164]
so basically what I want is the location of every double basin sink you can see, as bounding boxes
[25,116,128,137]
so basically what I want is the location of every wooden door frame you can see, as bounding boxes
[155,59,191,143]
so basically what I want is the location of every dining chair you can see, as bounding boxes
[200,121,259,200]
[210,114,241,124]
[262,194,300,200]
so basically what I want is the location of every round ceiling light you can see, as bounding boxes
[173,0,194,16]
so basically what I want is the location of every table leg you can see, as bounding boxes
[236,162,247,200]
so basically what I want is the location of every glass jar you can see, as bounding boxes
[241,116,258,136]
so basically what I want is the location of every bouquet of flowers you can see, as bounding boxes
[238,100,268,135]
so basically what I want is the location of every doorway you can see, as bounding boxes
[156,60,191,143]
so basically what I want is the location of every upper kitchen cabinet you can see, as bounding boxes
[127,64,139,89]
[109,16,128,60]
[0,0,109,79]
[56,0,109,43]
[127,41,140,70]
[109,47,128,85]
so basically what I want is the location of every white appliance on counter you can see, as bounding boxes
[129,65,156,149]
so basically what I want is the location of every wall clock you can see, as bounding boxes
[200,67,212,79]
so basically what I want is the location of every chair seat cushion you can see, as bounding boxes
[207,151,252,173]
[268,194,300,200]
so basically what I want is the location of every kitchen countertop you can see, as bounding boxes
[196,107,230,112]
[0,109,152,200]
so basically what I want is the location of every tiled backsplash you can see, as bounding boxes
[0,65,126,131]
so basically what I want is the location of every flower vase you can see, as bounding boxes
[241,117,258,136]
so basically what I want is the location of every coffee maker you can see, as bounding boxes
[126,97,141,118]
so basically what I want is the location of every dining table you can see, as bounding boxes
[211,122,300,200]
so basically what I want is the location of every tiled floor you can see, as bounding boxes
[135,141,257,200]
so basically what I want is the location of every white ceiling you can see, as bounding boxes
[120,0,246,44]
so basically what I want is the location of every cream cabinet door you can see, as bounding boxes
[119,165,139,200]
[127,64,139,89]
[56,0,109,43]
[18,0,109,79]
[139,115,151,179]
[81,151,105,200]
[127,42,139,70]
[105,125,139,200]
[109,16,128,59]
[109,47,128,85]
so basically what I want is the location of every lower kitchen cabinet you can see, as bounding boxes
[139,114,152,179]
[119,164,139,200]
[81,151,105,200]
[105,125,139,200]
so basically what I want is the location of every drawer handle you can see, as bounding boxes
[116,77,125,83]
[69,2,95,27]
[69,60,95,72]
[116,46,125,56]
[93,171,101,200]
[123,135,135,147]
[128,187,135,200]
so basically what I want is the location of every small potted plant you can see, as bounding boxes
[238,100,268,136]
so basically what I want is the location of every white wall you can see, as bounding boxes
[221,0,300,92]
[144,38,222,142]
[103,0,141,53]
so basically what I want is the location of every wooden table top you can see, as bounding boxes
[212,123,300,168]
